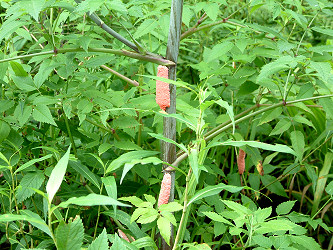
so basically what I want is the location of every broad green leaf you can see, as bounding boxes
[24,0,45,21]
[308,61,332,84]
[69,160,101,189]
[270,119,291,136]
[259,107,282,125]
[0,213,51,237]
[261,175,287,197]
[55,217,84,250]
[106,150,159,173]
[159,202,183,212]
[114,140,142,151]
[215,100,235,134]
[187,183,243,207]
[15,154,52,174]
[325,180,333,195]
[157,216,171,246]
[144,194,156,205]
[202,211,234,226]
[58,194,131,208]
[204,3,219,21]
[276,201,296,215]
[88,228,108,250]
[34,59,54,88]
[120,157,163,184]
[136,208,158,224]
[208,140,296,156]
[32,104,57,126]
[46,146,71,202]
[119,196,144,207]
[101,176,117,213]
[0,120,10,143]
[20,210,52,237]
[256,219,297,234]
[290,235,321,250]
[203,42,234,63]
[222,200,251,215]
[290,131,305,161]
[134,19,158,39]
[10,61,28,77]
[14,104,32,127]
[312,27,333,37]
[131,236,157,250]
[16,172,45,203]
[12,76,36,92]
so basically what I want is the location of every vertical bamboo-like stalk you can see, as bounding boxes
[163,0,183,249]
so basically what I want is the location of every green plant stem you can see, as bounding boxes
[171,94,333,167]
[173,169,192,250]
[0,47,175,66]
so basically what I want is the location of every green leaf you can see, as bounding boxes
[0,213,51,237]
[202,211,234,226]
[136,208,158,224]
[215,100,235,134]
[159,202,183,212]
[12,75,37,92]
[16,172,45,203]
[10,61,28,77]
[222,200,251,215]
[120,157,163,184]
[88,228,108,250]
[69,160,101,189]
[204,3,219,21]
[308,61,332,83]
[119,196,144,207]
[188,183,243,207]
[106,150,159,173]
[312,27,333,37]
[25,0,45,21]
[0,120,10,143]
[34,59,54,88]
[32,104,57,126]
[208,140,296,156]
[203,42,234,63]
[290,131,305,161]
[259,107,282,125]
[270,119,291,136]
[157,216,171,246]
[46,146,71,202]
[134,19,158,39]
[55,217,84,250]
[101,176,117,213]
[15,154,52,174]
[256,219,298,234]
[131,236,157,249]
[261,175,287,197]
[325,180,333,195]
[58,194,131,208]
[290,235,321,250]
[20,210,52,237]
[276,200,296,215]
[14,104,32,127]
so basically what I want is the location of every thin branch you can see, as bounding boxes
[0,47,175,66]
[100,65,139,87]
[73,0,141,53]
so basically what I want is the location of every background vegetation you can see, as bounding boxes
[0,0,333,249]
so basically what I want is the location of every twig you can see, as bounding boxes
[0,47,175,66]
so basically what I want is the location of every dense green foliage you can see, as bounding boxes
[0,0,333,249]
